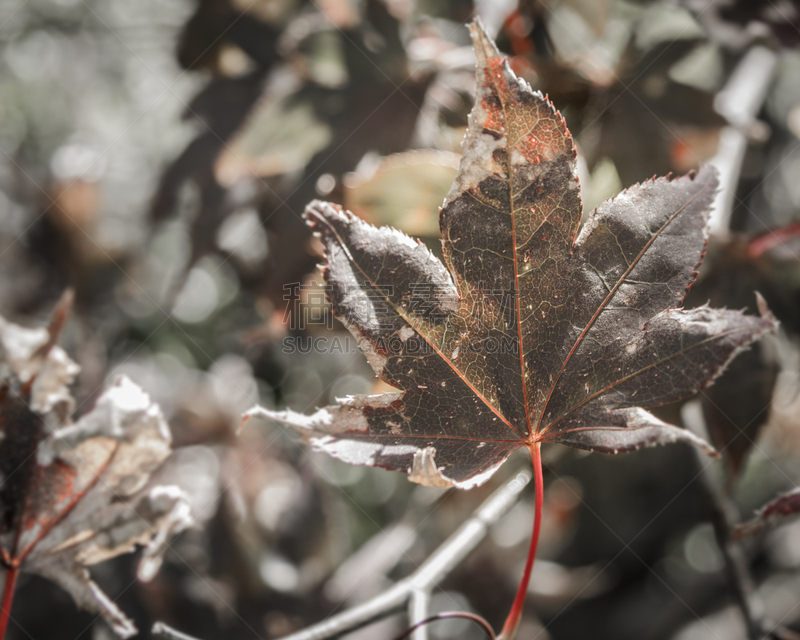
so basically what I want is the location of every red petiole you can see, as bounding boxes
[392,441,545,640]
[498,442,543,640]
[0,564,19,640]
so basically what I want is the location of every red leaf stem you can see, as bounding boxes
[0,565,19,640]
[499,443,543,640]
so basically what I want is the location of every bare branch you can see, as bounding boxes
[279,469,531,640]
[152,622,202,640]
[708,46,777,237]
[151,470,531,640]
[409,589,431,640]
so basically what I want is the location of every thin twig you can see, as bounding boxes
[408,588,431,640]
[151,621,203,640]
[392,612,496,640]
[0,566,19,640]
[283,580,410,640]
[682,401,770,640]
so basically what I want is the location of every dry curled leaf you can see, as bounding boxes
[245,23,774,490]
[732,487,800,540]
[0,296,192,638]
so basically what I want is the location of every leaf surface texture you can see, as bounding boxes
[248,23,775,489]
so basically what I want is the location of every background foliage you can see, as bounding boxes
[1,0,800,638]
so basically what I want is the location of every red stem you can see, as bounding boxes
[0,565,19,640]
[499,442,543,640]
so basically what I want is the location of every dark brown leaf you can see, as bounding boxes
[245,22,775,489]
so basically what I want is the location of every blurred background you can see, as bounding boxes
[1,0,800,638]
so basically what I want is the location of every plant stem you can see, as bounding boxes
[408,588,430,640]
[0,565,19,640]
[747,220,800,257]
[499,443,543,640]
[393,612,496,640]
[152,622,204,640]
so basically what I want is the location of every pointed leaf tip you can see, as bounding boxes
[755,291,778,325]
[45,288,75,348]
[468,19,500,65]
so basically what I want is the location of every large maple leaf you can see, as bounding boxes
[246,21,774,638]
[248,23,773,488]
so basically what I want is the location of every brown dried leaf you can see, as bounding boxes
[0,301,192,638]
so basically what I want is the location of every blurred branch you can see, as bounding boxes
[708,46,777,237]
[152,622,202,640]
[408,588,431,640]
[682,401,770,640]
[150,470,531,640]
[279,470,532,640]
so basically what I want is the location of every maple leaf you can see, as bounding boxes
[244,21,775,638]
[246,23,773,489]
[0,294,192,639]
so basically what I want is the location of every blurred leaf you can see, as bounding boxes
[546,0,621,87]
[177,0,283,72]
[700,343,779,482]
[683,226,800,481]
[343,150,459,238]
[669,43,724,92]
[635,4,704,52]
[215,94,332,186]
[580,156,622,213]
